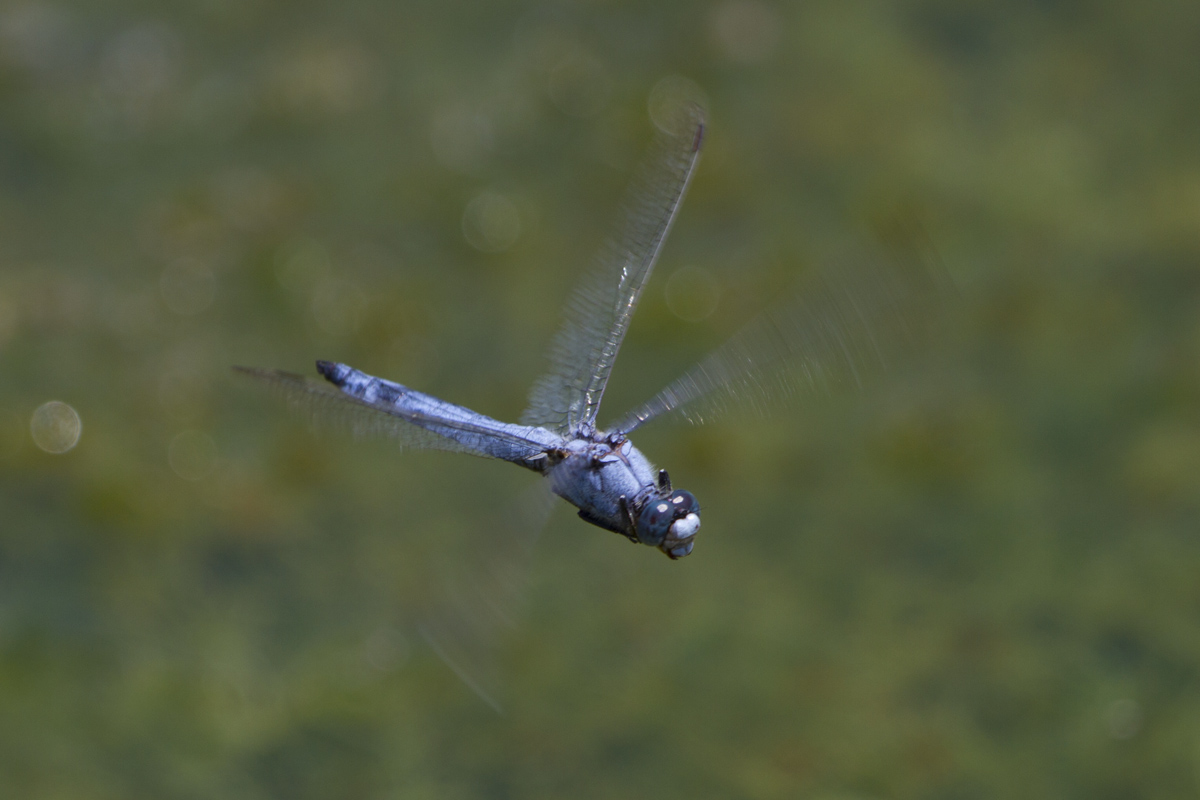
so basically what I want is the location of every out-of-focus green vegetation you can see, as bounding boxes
[3,0,1200,797]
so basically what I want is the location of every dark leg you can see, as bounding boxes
[577,507,634,541]
[618,495,639,543]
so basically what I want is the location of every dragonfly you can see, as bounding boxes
[237,103,946,561]
[236,103,946,702]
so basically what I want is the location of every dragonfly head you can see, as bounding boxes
[635,489,701,559]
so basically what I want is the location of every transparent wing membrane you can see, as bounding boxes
[613,233,953,433]
[233,100,956,711]
[417,480,558,712]
[522,104,705,435]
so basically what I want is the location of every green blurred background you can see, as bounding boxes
[3,0,1200,797]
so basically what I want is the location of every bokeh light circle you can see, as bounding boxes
[168,430,218,481]
[430,102,494,174]
[30,401,82,454]
[548,54,611,119]
[0,290,17,348]
[665,265,721,322]
[1107,698,1143,740]
[275,238,331,293]
[311,280,368,338]
[160,258,216,316]
[708,0,782,64]
[462,191,521,253]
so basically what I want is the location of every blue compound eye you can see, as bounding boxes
[667,490,698,515]
[635,497,675,546]
[637,489,701,554]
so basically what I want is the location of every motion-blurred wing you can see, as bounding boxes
[417,479,559,712]
[612,234,953,433]
[238,365,562,711]
[522,104,705,435]
[235,366,553,462]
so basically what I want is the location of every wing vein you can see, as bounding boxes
[612,234,953,432]
[521,105,706,434]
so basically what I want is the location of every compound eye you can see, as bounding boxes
[635,498,674,546]
[667,490,698,516]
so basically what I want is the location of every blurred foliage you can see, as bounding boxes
[2,0,1200,798]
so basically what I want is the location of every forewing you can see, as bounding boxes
[521,104,705,435]
[613,233,954,433]
[234,366,539,458]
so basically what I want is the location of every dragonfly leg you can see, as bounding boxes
[576,507,636,542]
[618,495,639,543]
[657,469,671,492]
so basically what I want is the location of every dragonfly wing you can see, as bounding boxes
[235,366,558,463]
[417,479,558,712]
[613,231,954,433]
[521,104,705,435]
[238,365,562,711]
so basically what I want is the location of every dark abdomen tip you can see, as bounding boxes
[316,360,342,385]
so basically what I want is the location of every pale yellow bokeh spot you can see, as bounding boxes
[30,401,82,454]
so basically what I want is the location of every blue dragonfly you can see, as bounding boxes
[236,104,946,703]
[237,104,944,560]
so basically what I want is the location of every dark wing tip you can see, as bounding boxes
[232,365,308,386]
[232,365,275,379]
[676,101,705,152]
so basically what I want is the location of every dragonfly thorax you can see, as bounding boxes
[550,433,700,559]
